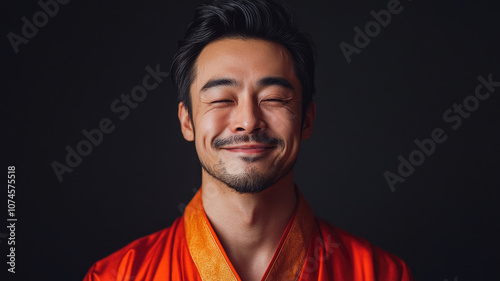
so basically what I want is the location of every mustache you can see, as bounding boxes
[212,133,285,149]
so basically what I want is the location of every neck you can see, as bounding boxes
[201,170,297,281]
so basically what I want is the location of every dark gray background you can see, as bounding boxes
[2,0,499,280]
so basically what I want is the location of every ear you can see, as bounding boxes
[178,102,194,141]
[301,101,316,140]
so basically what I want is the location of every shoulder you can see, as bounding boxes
[83,217,187,280]
[315,218,414,281]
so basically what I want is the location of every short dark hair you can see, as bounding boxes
[171,0,316,120]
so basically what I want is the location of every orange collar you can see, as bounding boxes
[183,187,315,281]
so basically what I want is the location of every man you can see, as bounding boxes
[84,0,415,280]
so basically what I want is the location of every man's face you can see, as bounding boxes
[178,38,315,193]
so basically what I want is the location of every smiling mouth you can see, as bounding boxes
[222,144,276,154]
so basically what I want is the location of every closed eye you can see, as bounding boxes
[263,99,288,103]
[210,100,233,104]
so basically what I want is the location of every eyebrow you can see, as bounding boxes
[201,78,238,91]
[200,76,294,92]
[257,77,294,90]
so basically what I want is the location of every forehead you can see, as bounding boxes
[191,38,300,91]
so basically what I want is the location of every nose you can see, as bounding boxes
[230,97,266,134]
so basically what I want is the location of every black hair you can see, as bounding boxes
[171,0,316,120]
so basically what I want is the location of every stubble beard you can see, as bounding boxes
[200,155,296,194]
[199,132,295,194]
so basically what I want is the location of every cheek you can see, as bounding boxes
[263,110,302,159]
[194,111,230,150]
[263,108,301,139]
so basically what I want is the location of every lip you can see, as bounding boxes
[221,144,276,154]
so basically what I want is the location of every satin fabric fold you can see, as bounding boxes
[183,187,315,281]
[83,187,415,281]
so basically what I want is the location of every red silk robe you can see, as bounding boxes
[84,189,414,280]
